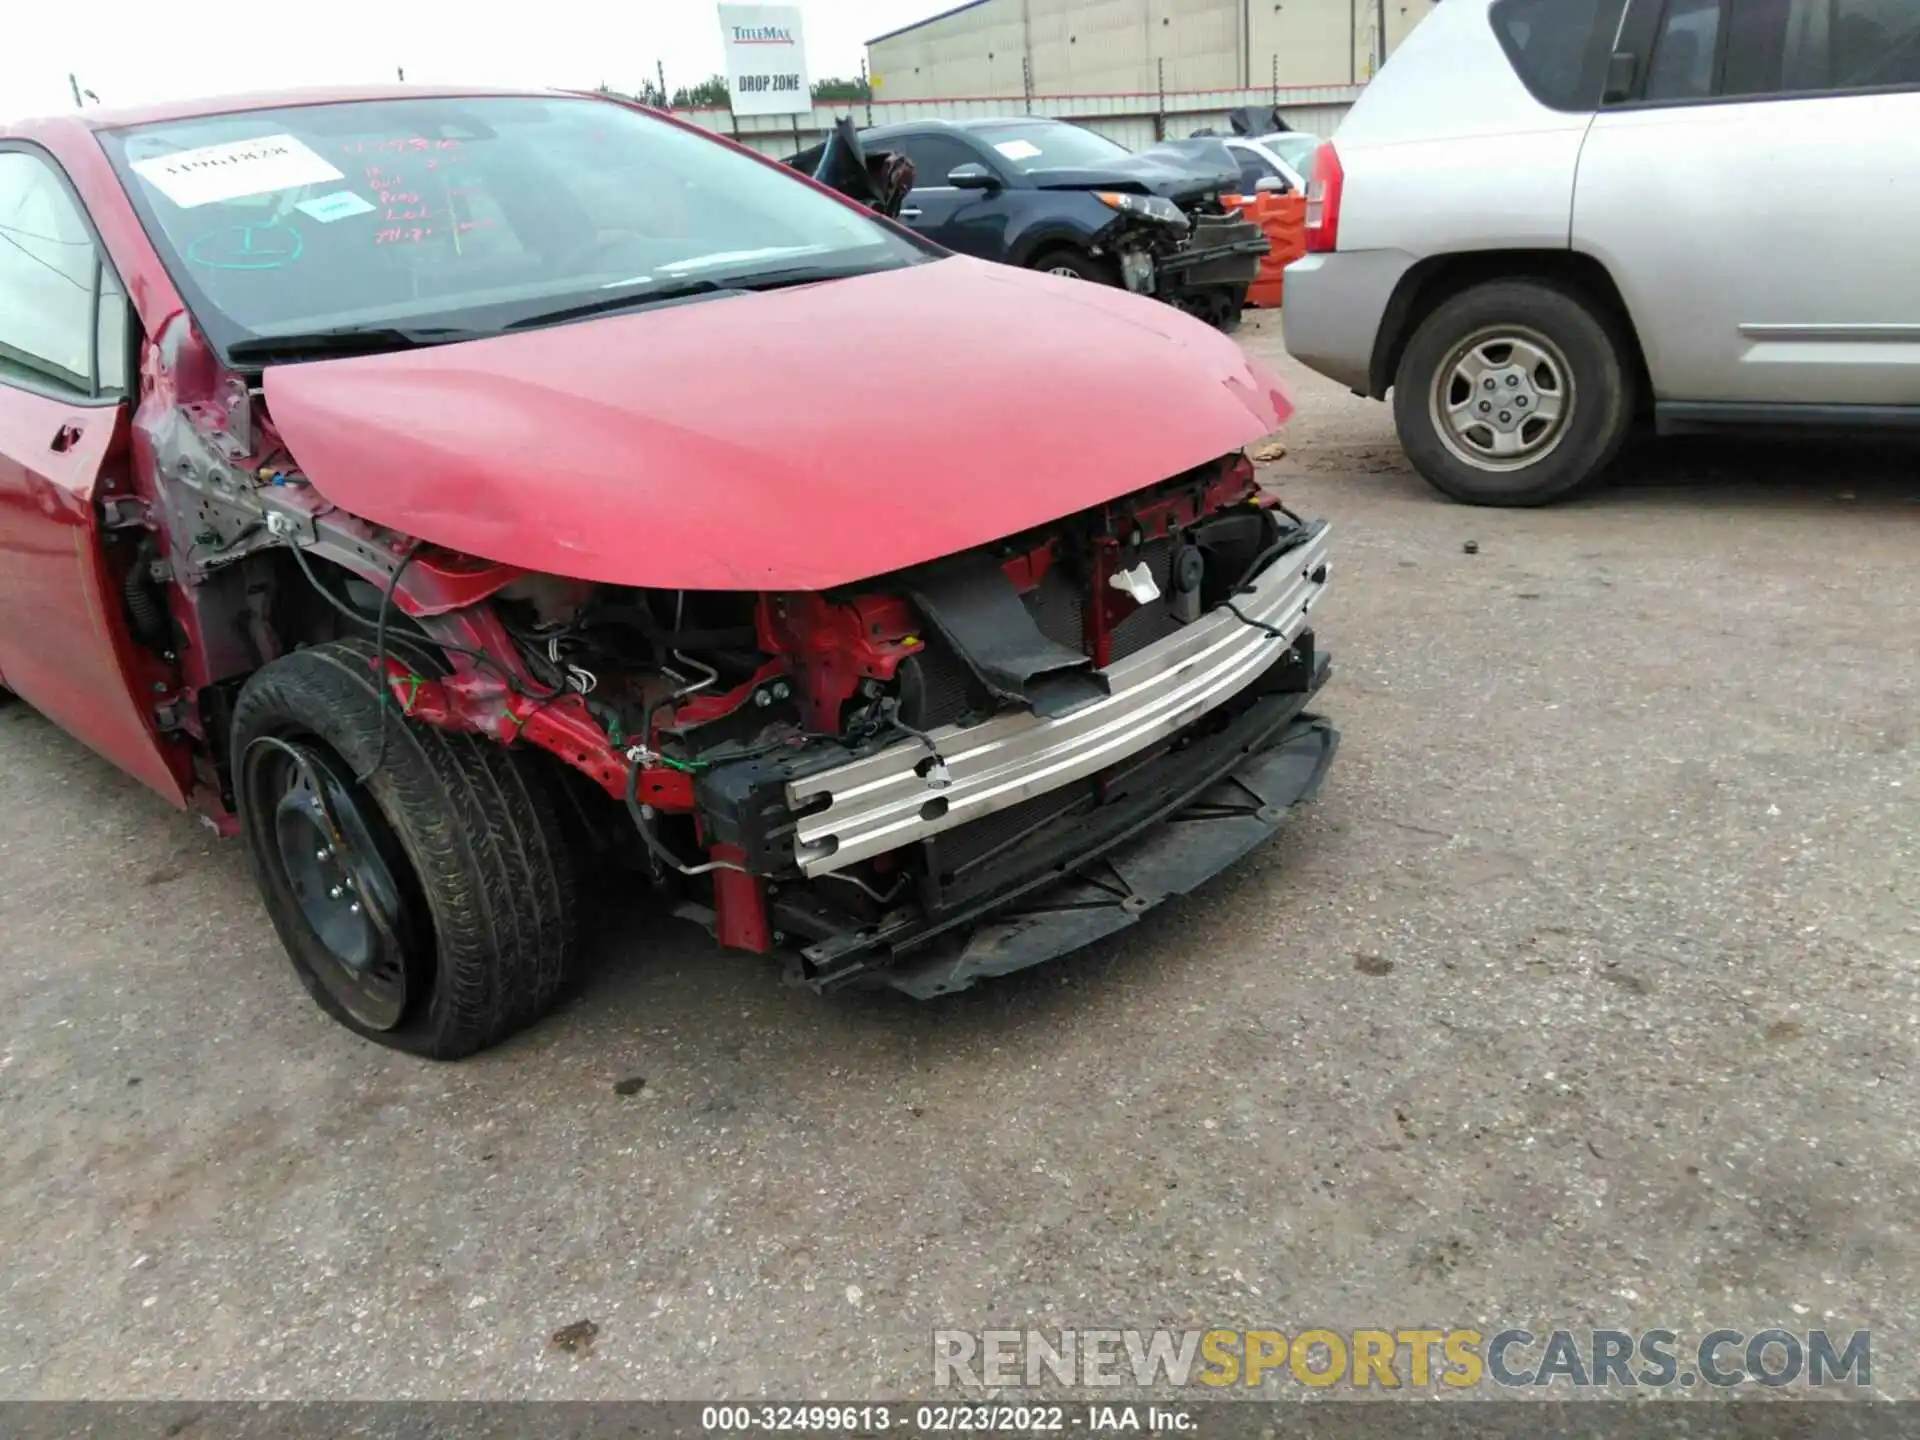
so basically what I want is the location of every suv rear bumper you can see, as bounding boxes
[1280,249,1417,395]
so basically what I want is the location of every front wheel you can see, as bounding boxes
[1029,247,1119,285]
[1393,279,1633,507]
[230,639,578,1058]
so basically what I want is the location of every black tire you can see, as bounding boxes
[1030,247,1119,285]
[231,638,578,1058]
[1393,279,1632,507]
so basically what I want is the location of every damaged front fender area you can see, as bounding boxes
[138,360,1321,992]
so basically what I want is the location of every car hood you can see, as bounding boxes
[264,256,1291,591]
[1025,140,1241,204]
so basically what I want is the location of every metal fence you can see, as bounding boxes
[669,83,1361,159]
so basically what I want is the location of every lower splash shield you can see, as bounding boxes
[788,650,1336,996]
[881,713,1337,998]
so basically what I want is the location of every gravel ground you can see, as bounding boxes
[1,310,1916,1401]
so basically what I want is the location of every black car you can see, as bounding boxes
[788,117,1268,329]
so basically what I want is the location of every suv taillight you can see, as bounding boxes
[1304,142,1343,253]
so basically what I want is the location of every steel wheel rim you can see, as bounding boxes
[249,740,413,1030]
[1429,325,1575,473]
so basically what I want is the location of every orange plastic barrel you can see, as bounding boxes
[1225,193,1308,309]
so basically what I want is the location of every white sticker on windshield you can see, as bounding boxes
[992,139,1042,161]
[295,190,377,224]
[131,134,345,210]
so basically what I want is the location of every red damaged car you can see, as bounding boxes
[0,86,1335,1056]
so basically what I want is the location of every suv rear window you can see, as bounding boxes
[1492,0,1631,110]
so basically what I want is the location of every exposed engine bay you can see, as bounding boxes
[1099,181,1271,331]
[1053,135,1274,328]
[482,455,1331,992]
[147,401,1331,996]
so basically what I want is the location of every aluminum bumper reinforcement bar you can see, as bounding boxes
[788,522,1332,876]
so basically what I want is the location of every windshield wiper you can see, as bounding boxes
[500,261,899,332]
[502,277,735,330]
[227,325,485,365]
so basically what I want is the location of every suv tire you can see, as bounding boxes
[1394,279,1632,507]
[231,638,578,1058]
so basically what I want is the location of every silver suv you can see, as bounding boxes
[1283,0,1920,506]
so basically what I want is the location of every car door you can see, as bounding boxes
[886,132,1014,260]
[0,145,189,803]
[1575,0,1920,410]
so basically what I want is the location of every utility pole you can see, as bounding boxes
[1021,0,1034,100]
[859,58,873,125]
[1376,0,1388,72]
[657,59,668,105]
[69,73,83,108]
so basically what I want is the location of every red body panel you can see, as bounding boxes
[0,395,190,801]
[264,258,1293,591]
[759,593,923,736]
[0,109,206,809]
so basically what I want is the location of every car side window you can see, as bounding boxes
[1640,0,1920,102]
[1635,0,1920,102]
[1750,0,1920,91]
[0,150,125,399]
[1492,0,1632,110]
[891,135,987,188]
[96,262,128,395]
[1645,0,1723,100]
[1832,0,1920,86]
[1721,0,1798,94]
[1230,148,1283,194]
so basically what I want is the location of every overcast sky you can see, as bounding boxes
[4,1,955,121]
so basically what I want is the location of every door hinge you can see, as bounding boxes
[102,496,152,531]
[152,694,190,733]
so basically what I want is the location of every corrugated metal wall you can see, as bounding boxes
[864,2,1029,102]
[1246,0,1440,85]
[673,84,1360,160]
[870,0,1246,101]
[866,0,1439,101]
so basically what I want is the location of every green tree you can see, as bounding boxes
[671,75,732,107]
[810,75,871,101]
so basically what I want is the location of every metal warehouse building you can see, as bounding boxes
[868,0,1439,101]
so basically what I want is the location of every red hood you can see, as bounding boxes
[264,256,1292,591]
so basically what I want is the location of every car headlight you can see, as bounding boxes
[1094,191,1190,230]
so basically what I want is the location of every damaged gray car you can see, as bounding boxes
[790,116,1269,328]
